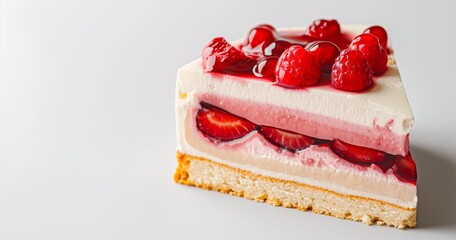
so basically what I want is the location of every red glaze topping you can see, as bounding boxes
[201,20,390,92]
[196,103,417,185]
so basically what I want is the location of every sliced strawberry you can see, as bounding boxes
[331,139,386,164]
[393,152,417,184]
[260,126,315,152]
[196,105,257,141]
[374,156,395,173]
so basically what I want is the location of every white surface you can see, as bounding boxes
[0,0,455,239]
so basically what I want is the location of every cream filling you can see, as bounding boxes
[176,98,417,209]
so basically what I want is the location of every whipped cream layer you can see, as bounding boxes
[175,103,417,209]
[177,25,414,156]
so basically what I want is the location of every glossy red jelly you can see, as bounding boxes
[201,22,390,91]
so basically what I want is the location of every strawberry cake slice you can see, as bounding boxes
[174,20,417,228]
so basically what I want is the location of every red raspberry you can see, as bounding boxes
[331,49,373,91]
[363,26,388,49]
[256,24,276,32]
[263,40,292,58]
[349,33,388,74]
[246,26,275,48]
[305,41,340,70]
[253,57,278,79]
[202,37,254,73]
[307,19,341,39]
[275,45,321,88]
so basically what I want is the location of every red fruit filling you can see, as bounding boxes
[275,45,321,88]
[393,153,417,184]
[260,126,316,152]
[195,103,416,184]
[331,49,373,91]
[349,33,388,74]
[331,139,387,164]
[196,105,257,141]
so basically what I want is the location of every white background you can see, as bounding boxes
[1,0,456,239]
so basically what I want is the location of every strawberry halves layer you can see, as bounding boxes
[195,102,417,184]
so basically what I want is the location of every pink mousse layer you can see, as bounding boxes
[199,93,409,156]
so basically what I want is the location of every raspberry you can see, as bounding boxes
[263,40,292,58]
[275,45,321,88]
[363,26,388,49]
[202,37,255,73]
[305,41,340,70]
[256,24,276,32]
[253,57,278,79]
[331,49,373,91]
[307,19,341,39]
[246,26,275,48]
[349,33,388,74]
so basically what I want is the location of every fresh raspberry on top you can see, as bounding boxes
[246,26,276,49]
[253,57,278,79]
[256,24,276,32]
[202,37,254,73]
[305,41,341,70]
[331,49,373,91]
[263,40,292,58]
[275,45,321,88]
[349,33,388,74]
[307,19,341,39]
[363,25,388,49]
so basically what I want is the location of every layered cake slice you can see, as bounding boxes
[174,20,417,228]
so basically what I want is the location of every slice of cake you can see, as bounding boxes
[174,19,417,228]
